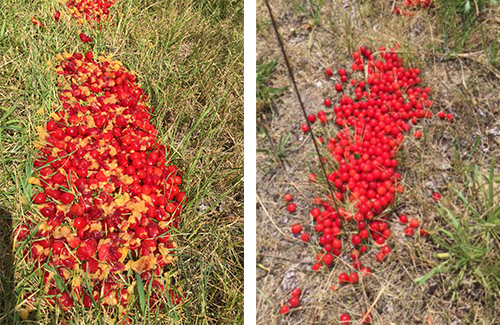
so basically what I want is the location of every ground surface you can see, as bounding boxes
[0,0,243,324]
[256,0,499,324]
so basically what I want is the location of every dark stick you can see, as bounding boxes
[263,0,339,211]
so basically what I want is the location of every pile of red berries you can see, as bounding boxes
[393,0,433,16]
[65,0,116,25]
[14,51,184,320]
[284,45,440,322]
[280,288,302,314]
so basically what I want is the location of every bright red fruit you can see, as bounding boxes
[340,313,351,324]
[291,288,301,297]
[288,296,300,308]
[284,194,293,202]
[291,223,302,235]
[287,203,296,213]
[280,305,289,314]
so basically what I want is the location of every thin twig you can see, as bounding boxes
[263,0,340,212]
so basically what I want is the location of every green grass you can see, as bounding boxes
[256,59,287,115]
[416,158,500,305]
[433,0,499,56]
[0,0,243,324]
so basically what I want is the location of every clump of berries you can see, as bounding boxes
[393,0,433,16]
[14,51,184,320]
[65,0,116,25]
[285,45,439,321]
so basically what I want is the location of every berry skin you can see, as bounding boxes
[300,232,310,242]
[414,130,422,139]
[338,68,347,76]
[301,124,309,133]
[437,111,445,119]
[307,114,316,123]
[291,288,301,297]
[399,215,408,224]
[349,272,359,284]
[445,113,453,121]
[432,191,441,201]
[409,219,419,228]
[291,223,302,235]
[60,192,74,204]
[375,252,385,262]
[351,234,362,246]
[287,203,296,213]
[404,227,415,236]
[335,83,343,92]
[325,68,333,77]
[311,262,321,271]
[280,305,289,314]
[324,98,332,107]
[32,193,46,204]
[340,313,351,324]
[381,245,391,255]
[420,228,429,236]
[338,272,349,284]
[284,194,293,202]
[322,253,334,265]
[288,296,300,308]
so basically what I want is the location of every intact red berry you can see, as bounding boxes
[414,130,422,139]
[300,232,309,242]
[288,296,300,308]
[280,305,289,314]
[404,227,415,236]
[338,272,349,284]
[311,262,321,271]
[32,193,46,204]
[301,124,309,133]
[291,288,301,297]
[349,272,359,284]
[432,191,441,201]
[325,68,333,77]
[324,98,332,107]
[409,219,419,228]
[335,83,343,92]
[287,203,296,213]
[53,11,61,21]
[307,114,316,123]
[340,313,351,324]
[399,215,408,224]
[291,223,302,235]
[284,194,293,202]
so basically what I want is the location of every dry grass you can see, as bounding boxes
[256,0,499,324]
[0,0,243,324]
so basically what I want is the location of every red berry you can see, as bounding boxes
[335,83,343,92]
[53,11,61,21]
[437,111,445,119]
[338,272,349,284]
[300,232,310,242]
[360,267,371,276]
[409,219,419,228]
[291,223,302,235]
[399,215,408,224]
[301,124,309,133]
[404,227,415,236]
[288,296,300,308]
[291,288,301,297]
[414,130,422,139]
[324,98,332,107]
[445,113,453,121]
[375,252,385,262]
[349,272,359,284]
[312,262,321,271]
[60,192,74,204]
[325,68,333,77]
[340,313,351,324]
[381,245,391,255]
[322,253,334,265]
[432,191,441,201]
[287,203,296,213]
[32,193,46,204]
[280,305,289,314]
[351,234,362,246]
[307,114,316,123]
[284,194,293,202]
